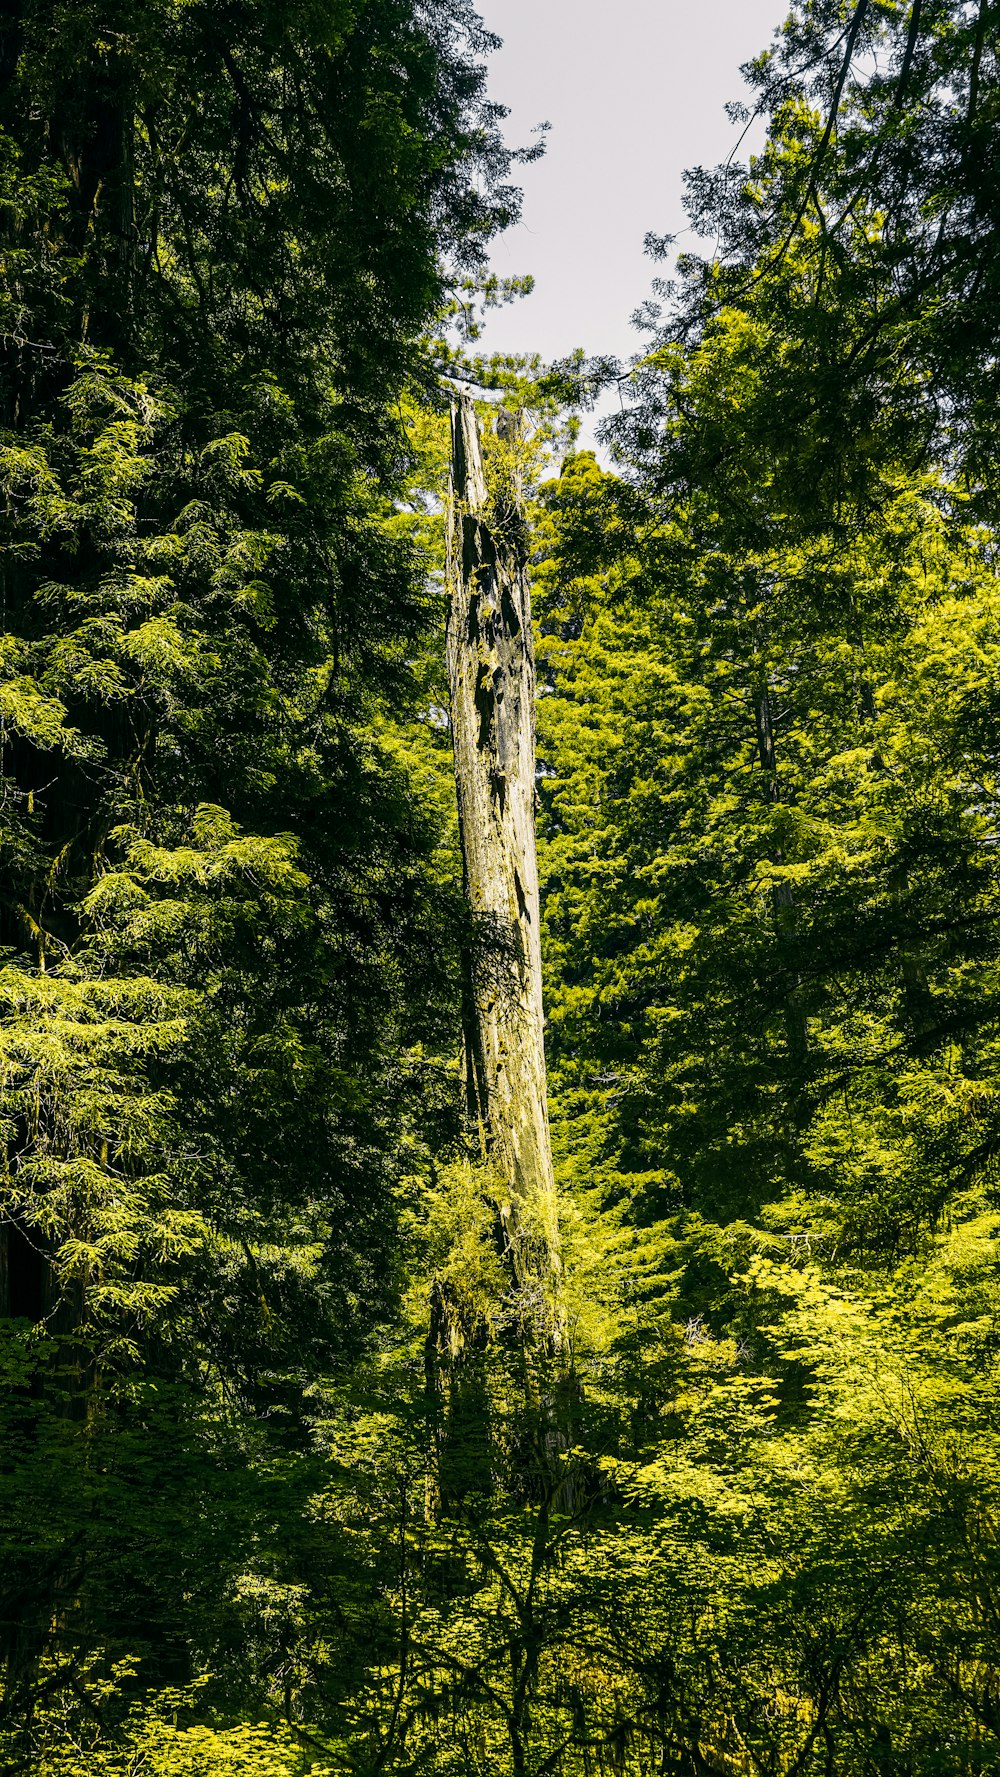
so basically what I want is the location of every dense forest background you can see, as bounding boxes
[1,1,1000,1772]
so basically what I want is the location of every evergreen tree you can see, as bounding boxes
[0,0,519,1759]
[7,2,1000,1773]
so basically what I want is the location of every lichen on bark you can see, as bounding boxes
[445,394,561,1335]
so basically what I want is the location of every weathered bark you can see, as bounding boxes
[445,395,561,1315]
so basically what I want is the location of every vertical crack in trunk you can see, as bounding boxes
[445,394,562,1338]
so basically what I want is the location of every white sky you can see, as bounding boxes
[474,0,787,436]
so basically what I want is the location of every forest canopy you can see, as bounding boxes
[1,3,1000,1775]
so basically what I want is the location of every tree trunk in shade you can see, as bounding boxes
[445,394,561,1317]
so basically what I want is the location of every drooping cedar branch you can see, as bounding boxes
[445,394,561,1306]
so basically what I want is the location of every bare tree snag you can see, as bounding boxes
[445,394,561,1320]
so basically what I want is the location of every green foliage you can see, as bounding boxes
[495,4,1000,1763]
[7,1,1000,1774]
[0,0,514,1758]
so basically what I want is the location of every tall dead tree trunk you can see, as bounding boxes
[445,394,561,1328]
